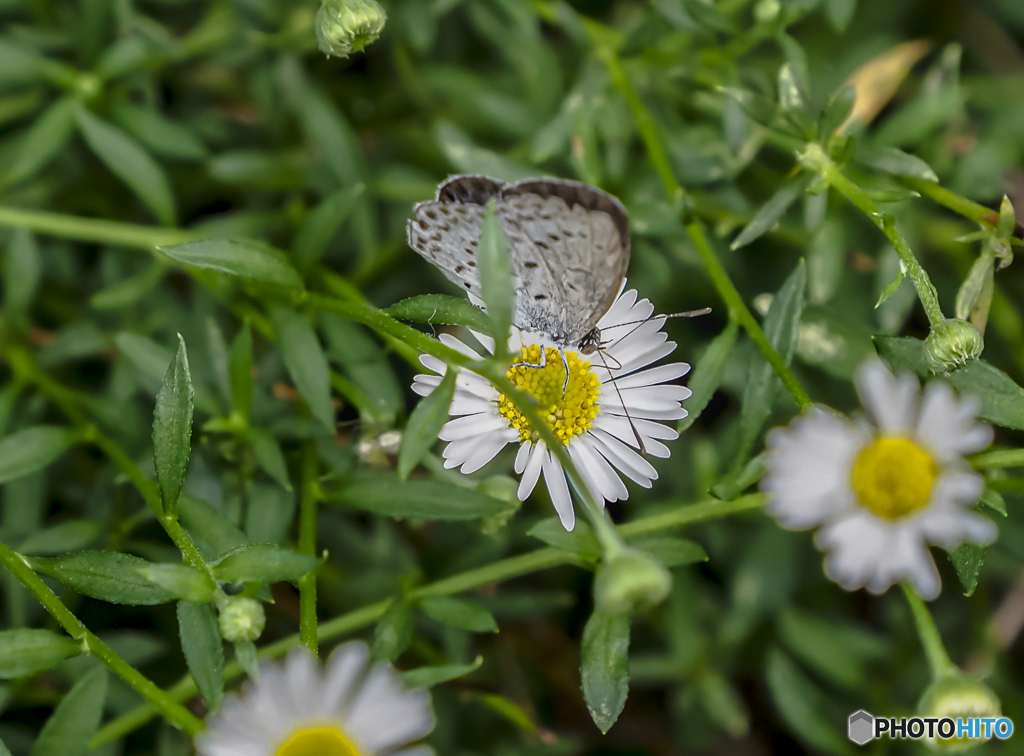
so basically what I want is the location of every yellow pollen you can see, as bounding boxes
[498,345,601,445]
[850,437,938,520]
[275,726,361,756]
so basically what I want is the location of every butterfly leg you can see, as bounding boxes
[510,347,547,371]
[560,349,571,396]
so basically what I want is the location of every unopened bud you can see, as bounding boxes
[593,547,672,615]
[918,670,1001,750]
[924,318,983,373]
[219,598,266,642]
[315,0,387,58]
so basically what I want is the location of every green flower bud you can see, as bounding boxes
[924,318,984,373]
[316,0,387,58]
[218,597,266,643]
[593,547,672,616]
[754,0,781,24]
[918,670,1001,751]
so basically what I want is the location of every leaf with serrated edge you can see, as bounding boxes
[398,369,457,479]
[581,611,630,734]
[153,335,194,513]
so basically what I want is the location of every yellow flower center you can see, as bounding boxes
[850,437,938,519]
[275,726,361,756]
[498,345,600,445]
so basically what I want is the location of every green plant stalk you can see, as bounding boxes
[902,582,957,680]
[969,448,1024,469]
[92,493,764,745]
[819,157,945,327]
[0,205,197,251]
[298,439,320,656]
[0,538,205,736]
[598,49,813,413]
[900,177,1005,231]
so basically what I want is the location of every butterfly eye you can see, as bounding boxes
[581,344,597,355]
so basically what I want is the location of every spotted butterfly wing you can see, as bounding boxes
[407,175,630,348]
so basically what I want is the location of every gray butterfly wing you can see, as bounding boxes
[408,175,630,347]
[502,179,630,346]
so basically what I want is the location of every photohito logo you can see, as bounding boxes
[847,710,1014,745]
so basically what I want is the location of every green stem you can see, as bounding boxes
[969,448,1024,469]
[597,47,813,412]
[900,177,1002,230]
[0,539,205,735]
[91,493,764,745]
[816,152,945,327]
[298,440,320,655]
[902,582,957,679]
[0,206,197,251]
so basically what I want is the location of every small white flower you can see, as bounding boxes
[762,358,996,600]
[412,287,690,531]
[196,642,434,756]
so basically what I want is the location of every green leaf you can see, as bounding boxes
[372,597,414,661]
[90,265,164,310]
[245,484,296,545]
[874,336,1024,430]
[30,666,107,756]
[292,184,365,272]
[980,488,1007,517]
[527,517,601,560]
[679,318,738,432]
[270,306,334,428]
[0,39,73,87]
[719,87,777,127]
[580,611,630,734]
[433,120,535,182]
[74,105,176,225]
[4,229,41,324]
[630,537,707,568]
[398,369,457,479]
[109,102,208,162]
[31,551,176,605]
[387,294,492,333]
[825,0,857,33]
[229,322,254,420]
[153,335,194,513]
[997,194,1016,242]
[334,479,509,520]
[3,97,76,188]
[249,428,293,491]
[856,144,938,182]
[765,648,854,756]
[736,260,806,464]
[0,629,81,679]
[731,176,811,250]
[17,520,104,556]
[0,426,77,485]
[874,260,906,308]
[712,452,767,500]
[115,332,173,393]
[420,596,498,633]
[139,564,217,603]
[176,602,224,707]
[401,656,483,689]
[947,543,985,597]
[777,608,889,690]
[159,240,304,292]
[206,318,232,408]
[955,252,994,325]
[819,86,857,138]
[479,200,516,354]
[178,494,249,561]
[213,544,320,584]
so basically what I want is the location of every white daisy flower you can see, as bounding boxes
[196,642,434,756]
[412,287,691,531]
[762,358,997,600]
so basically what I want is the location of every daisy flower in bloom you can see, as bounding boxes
[412,287,690,531]
[761,358,997,600]
[196,642,434,756]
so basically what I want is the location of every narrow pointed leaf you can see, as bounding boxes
[229,322,254,420]
[270,307,334,428]
[75,105,176,225]
[30,666,107,756]
[947,543,985,597]
[731,176,811,250]
[420,596,498,633]
[479,200,516,355]
[139,564,216,603]
[581,611,631,734]
[387,294,491,333]
[0,426,77,485]
[177,602,224,707]
[3,97,76,188]
[5,229,41,322]
[398,369,457,479]
[159,240,304,292]
[401,656,483,688]
[679,318,739,432]
[333,479,509,520]
[178,494,249,561]
[856,145,938,182]
[30,551,176,605]
[292,183,365,272]
[372,597,414,661]
[0,629,81,679]
[249,428,293,491]
[153,335,194,513]
[213,544,320,584]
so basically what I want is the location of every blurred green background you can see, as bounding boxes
[1,0,1024,753]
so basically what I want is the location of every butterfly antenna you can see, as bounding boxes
[600,308,712,344]
[594,347,646,455]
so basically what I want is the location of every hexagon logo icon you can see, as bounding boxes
[848,710,874,745]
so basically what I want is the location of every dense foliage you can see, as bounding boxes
[1,0,1024,754]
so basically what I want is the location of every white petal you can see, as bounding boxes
[449,395,497,417]
[606,362,690,390]
[322,642,370,718]
[569,437,628,503]
[542,451,575,530]
[344,664,435,753]
[855,358,919,436]
[440,414,508,441]
[412,374,441,397]
[438,333,483,359]
[514,442,531,474]
[915,381,993,461]
[588,428,658,486]
[592,415,676,457]
[518,442,545,500]
[761,407,867,529]
[458,431,515,474]
[391,748,436,756]
[419,355,448,376]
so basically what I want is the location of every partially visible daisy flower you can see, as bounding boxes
[412,287,690,531]
[762,358,996,600]
[196,642,434,756]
